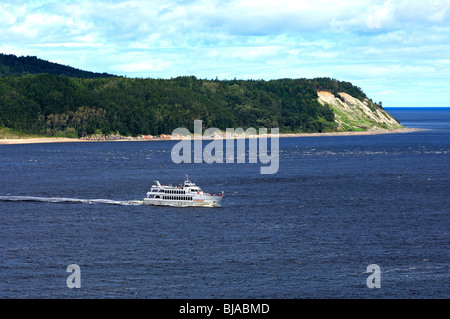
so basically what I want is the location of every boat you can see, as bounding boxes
[143,175,223,207]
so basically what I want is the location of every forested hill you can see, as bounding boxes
[0,54,398,138]
[0,53,114,78]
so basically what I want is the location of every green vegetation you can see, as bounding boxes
[0,54,387,138]
[0,127,43,139]
[0,53,114,78]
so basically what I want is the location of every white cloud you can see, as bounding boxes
[1,0,450,106]
[366,0,394,29]
[31,42,104,48]
[117,60,173,72]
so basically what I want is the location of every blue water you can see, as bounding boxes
[0,108,449,298]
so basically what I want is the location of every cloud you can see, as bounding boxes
[4,0,449,48]
[32,42,104,48]
[1,0,450,106]
[116,60,173,72]
[366,0,394,29]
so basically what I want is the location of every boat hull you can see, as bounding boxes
[143,198,222,207]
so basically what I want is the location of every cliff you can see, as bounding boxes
[317,91,403,131]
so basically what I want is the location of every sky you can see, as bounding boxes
[1,0,449,107]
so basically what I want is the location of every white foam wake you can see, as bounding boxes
[0,196,145,206]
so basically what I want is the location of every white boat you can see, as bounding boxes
[143,175,223,207]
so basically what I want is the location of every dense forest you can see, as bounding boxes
[0,53,114,78]
[0,54,372,137]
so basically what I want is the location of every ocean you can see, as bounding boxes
[0,107,448,299]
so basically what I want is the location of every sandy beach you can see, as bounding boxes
[0,127,423,145]
[277,127,423,137]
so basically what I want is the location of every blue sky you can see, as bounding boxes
[1,0,449,107]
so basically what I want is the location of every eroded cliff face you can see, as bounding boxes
[317,91,403,131]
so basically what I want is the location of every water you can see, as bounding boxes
[0,108,449,298]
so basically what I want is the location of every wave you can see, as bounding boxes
[0,195,144,206]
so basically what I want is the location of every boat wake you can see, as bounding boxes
[0,196,145,206]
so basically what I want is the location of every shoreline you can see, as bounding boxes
[0,127,424,145]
